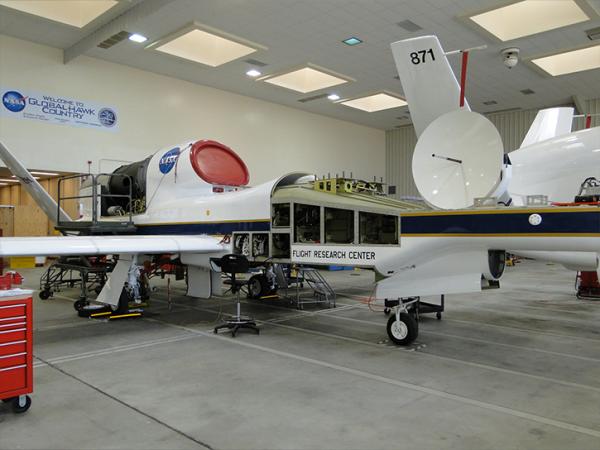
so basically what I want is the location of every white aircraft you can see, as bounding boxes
[0,36,597,345]
[391,35,600,274]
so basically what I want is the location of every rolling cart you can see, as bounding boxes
[0,289,34,413]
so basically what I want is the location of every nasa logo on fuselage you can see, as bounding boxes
[159,147,180,174]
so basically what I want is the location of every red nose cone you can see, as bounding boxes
[189,140,249,186]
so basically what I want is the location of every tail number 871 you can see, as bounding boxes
[410,49,435,65]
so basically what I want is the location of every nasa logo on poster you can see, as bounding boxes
[159,148,181,174]
[2,91,26,112]
[98,108,117,127]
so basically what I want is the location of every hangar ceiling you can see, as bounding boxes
[1,0,599,130]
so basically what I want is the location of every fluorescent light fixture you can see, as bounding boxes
[341,93,407,112]
[0,0,118,28]
[152,23,263,67]
[246,69,262,77]
[327,94,341,101]
[467,0,591,41]
[0,178,19,183]
[262,66,351,93]
[10,175,39,179]
[30,171,59,176]
[342,37,363,46]
[128,33,148,43]
[531,44,600,76]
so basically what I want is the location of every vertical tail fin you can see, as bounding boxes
[0,141,71,223]
[391,35,468,137]
[520,107,574,148]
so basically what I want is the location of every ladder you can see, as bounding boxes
[294,267,336,309]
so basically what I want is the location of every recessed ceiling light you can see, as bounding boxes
[128,33,148,43]
[327,94,341,101]
[246,69,262,77]
[30,171,59,176]
[10,175,39,179]
[466,0,591,41]
[342,37,363,46]
[262,66,351,93]
[0,0,118,28]
[152,23,264,67]
[341,93,407,112]
[531,44,600,76]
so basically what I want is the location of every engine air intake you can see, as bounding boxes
[190,140,249,186]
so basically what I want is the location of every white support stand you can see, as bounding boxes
[96,255,135,308]
[187,265,221,298]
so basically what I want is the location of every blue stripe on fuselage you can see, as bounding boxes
[136,221,270,235]
[401,210,600,235]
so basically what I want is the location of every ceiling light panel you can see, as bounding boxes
[341,93,407,112]
[153,24,263,67]
[0,0,118,28]
[262,66,351,93]
[467,0,590,41]
[531,44,600,76]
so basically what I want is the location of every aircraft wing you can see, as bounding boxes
[0,235,225,257]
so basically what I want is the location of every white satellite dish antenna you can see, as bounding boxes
[412,110,504,209]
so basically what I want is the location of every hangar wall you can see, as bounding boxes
[0,35,385,185]
[386,99,600,198]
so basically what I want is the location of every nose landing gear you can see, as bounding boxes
[385,298,419,345]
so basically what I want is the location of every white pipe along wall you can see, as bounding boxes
[0,35,385,184]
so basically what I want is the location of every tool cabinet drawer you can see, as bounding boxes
[0,340,26,357]
[0,304,25,319]
[0,328,26,345]
[0,352,26,370]
[0,318,27,332]
[0,364,27,393]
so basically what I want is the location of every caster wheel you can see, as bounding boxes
[383,307,391,315]
[386,312,418,346]
[436,312,442,320]
[39,290,51,300]
[73,299,88,311]
[11,396,31,414]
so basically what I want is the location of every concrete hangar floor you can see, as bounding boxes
[1,260,600,449]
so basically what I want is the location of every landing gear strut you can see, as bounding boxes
[385,298,419,345]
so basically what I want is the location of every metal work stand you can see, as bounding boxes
[417,294,445,320]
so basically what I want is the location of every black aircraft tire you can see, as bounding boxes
[73,299,88,311]
[386,313,417,346]
[247,275,269,299]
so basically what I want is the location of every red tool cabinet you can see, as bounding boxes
[0,292,33,413]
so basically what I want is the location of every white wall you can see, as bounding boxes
[0,35,384,184]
